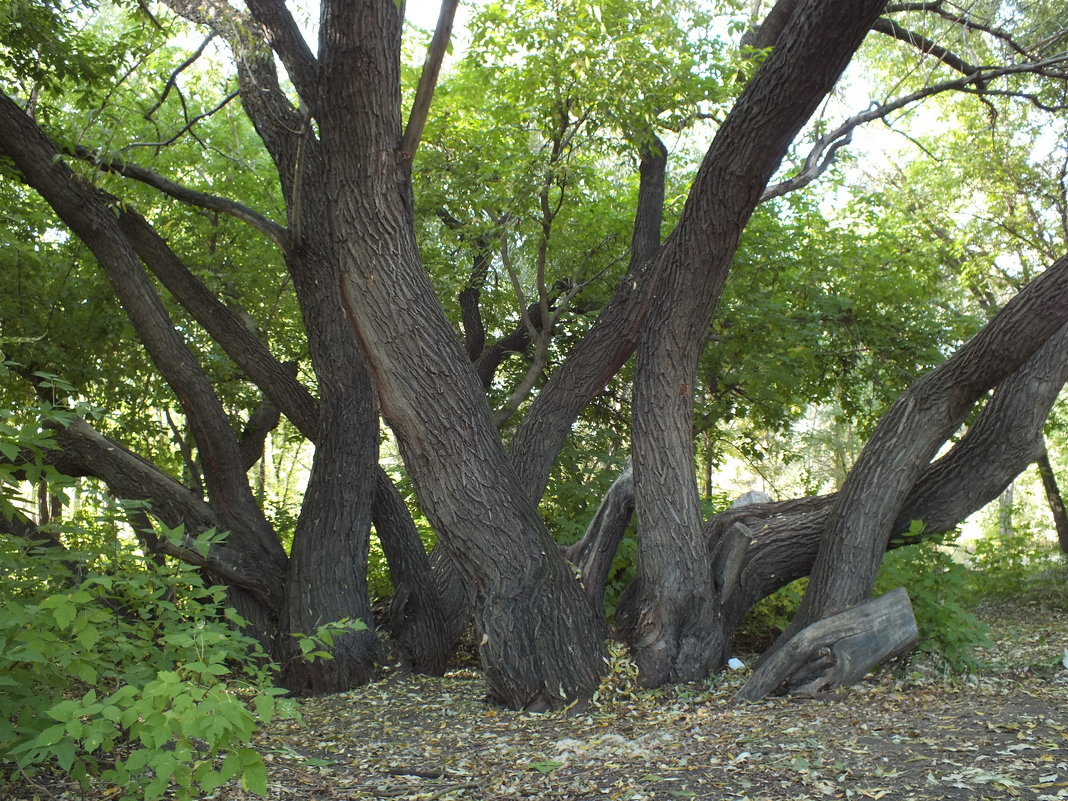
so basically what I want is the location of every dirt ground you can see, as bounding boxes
[240,591,1068,801]
[8,591,1068,801]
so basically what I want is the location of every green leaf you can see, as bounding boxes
[34,724,66,747]
[53,739,76,772]
[529,759,562,774]
[253,693,274,722]
[238,748,268,796]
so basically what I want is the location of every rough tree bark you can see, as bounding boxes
[1036,444,1068,554]
[741,261,1068,699]
[316,0,606,709]
[119,199,447,676]
[565,461,634,610]
[627,0,889,686]
[572,316,1068,674]
[1,40,446,687]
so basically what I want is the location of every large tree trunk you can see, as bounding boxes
[276,157,384,692]
[106,0,451,687]
[317,0,605,710]
[627,0,889,686]
[742,263,1068,698]
[373,472,449,675]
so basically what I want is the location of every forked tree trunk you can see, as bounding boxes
[318,0,606,709]
[743,264,1068,698]
[576,316,1068,684]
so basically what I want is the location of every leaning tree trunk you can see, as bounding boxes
[626,0,890,687]
[741,259,1068,699]
[1036,444,1068,554]
[718,317,1068,650]
[0,95,288,644]
[119,186,448,680]
[317,0,605,710]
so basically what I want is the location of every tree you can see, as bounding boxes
[1,0,1067,710]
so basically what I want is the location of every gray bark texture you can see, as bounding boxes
[317,0,606,709]
[742,263,1068,699]
[628,0,890,687]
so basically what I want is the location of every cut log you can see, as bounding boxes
[735,586,919,701]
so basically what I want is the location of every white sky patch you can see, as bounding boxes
[405,0,450,31]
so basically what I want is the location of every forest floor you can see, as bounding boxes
[240,583,1068,801]
[8,582,1068,801]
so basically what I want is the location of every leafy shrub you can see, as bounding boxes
[969,510,1061,597]
[0,530,294,800]
[734,578,806,652]
[875,532,991,673]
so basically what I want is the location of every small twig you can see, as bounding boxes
[761,53,1068,202]
[144,33,216,121]
[122,90,239,151]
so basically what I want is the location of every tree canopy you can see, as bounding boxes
[1,0,1067,725]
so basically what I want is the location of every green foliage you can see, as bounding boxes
[969,505,1063,597]
[0,530,292,799]
[0,363,95,523]
[291,617,369,663]
[735,578,806,652]
[875,530,991,674]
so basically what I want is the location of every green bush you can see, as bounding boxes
[875,532,991,673]
[969,511,1062,596]
[0,531,293,800]
[734,578,806,652]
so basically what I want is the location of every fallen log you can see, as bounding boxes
[735,586,919,701]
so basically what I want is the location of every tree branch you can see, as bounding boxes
[238,395,283,471]
[123,90,240,151]
[143,33,216,121]
[242,0,319,106]
[400,0,460,161]
[872,17,976,74]
[507,136,667,500]
[72,146,288,247]
[44,418,278,607]
[761,53,1068,202]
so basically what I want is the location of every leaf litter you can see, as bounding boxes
[4,592,1066,801]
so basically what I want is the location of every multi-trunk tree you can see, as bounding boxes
[1,0,1067,709]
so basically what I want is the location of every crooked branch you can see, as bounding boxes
[143,33,216,121]
[761,53,1068,202]
[71,146,288,247]
[122,90,239,152]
